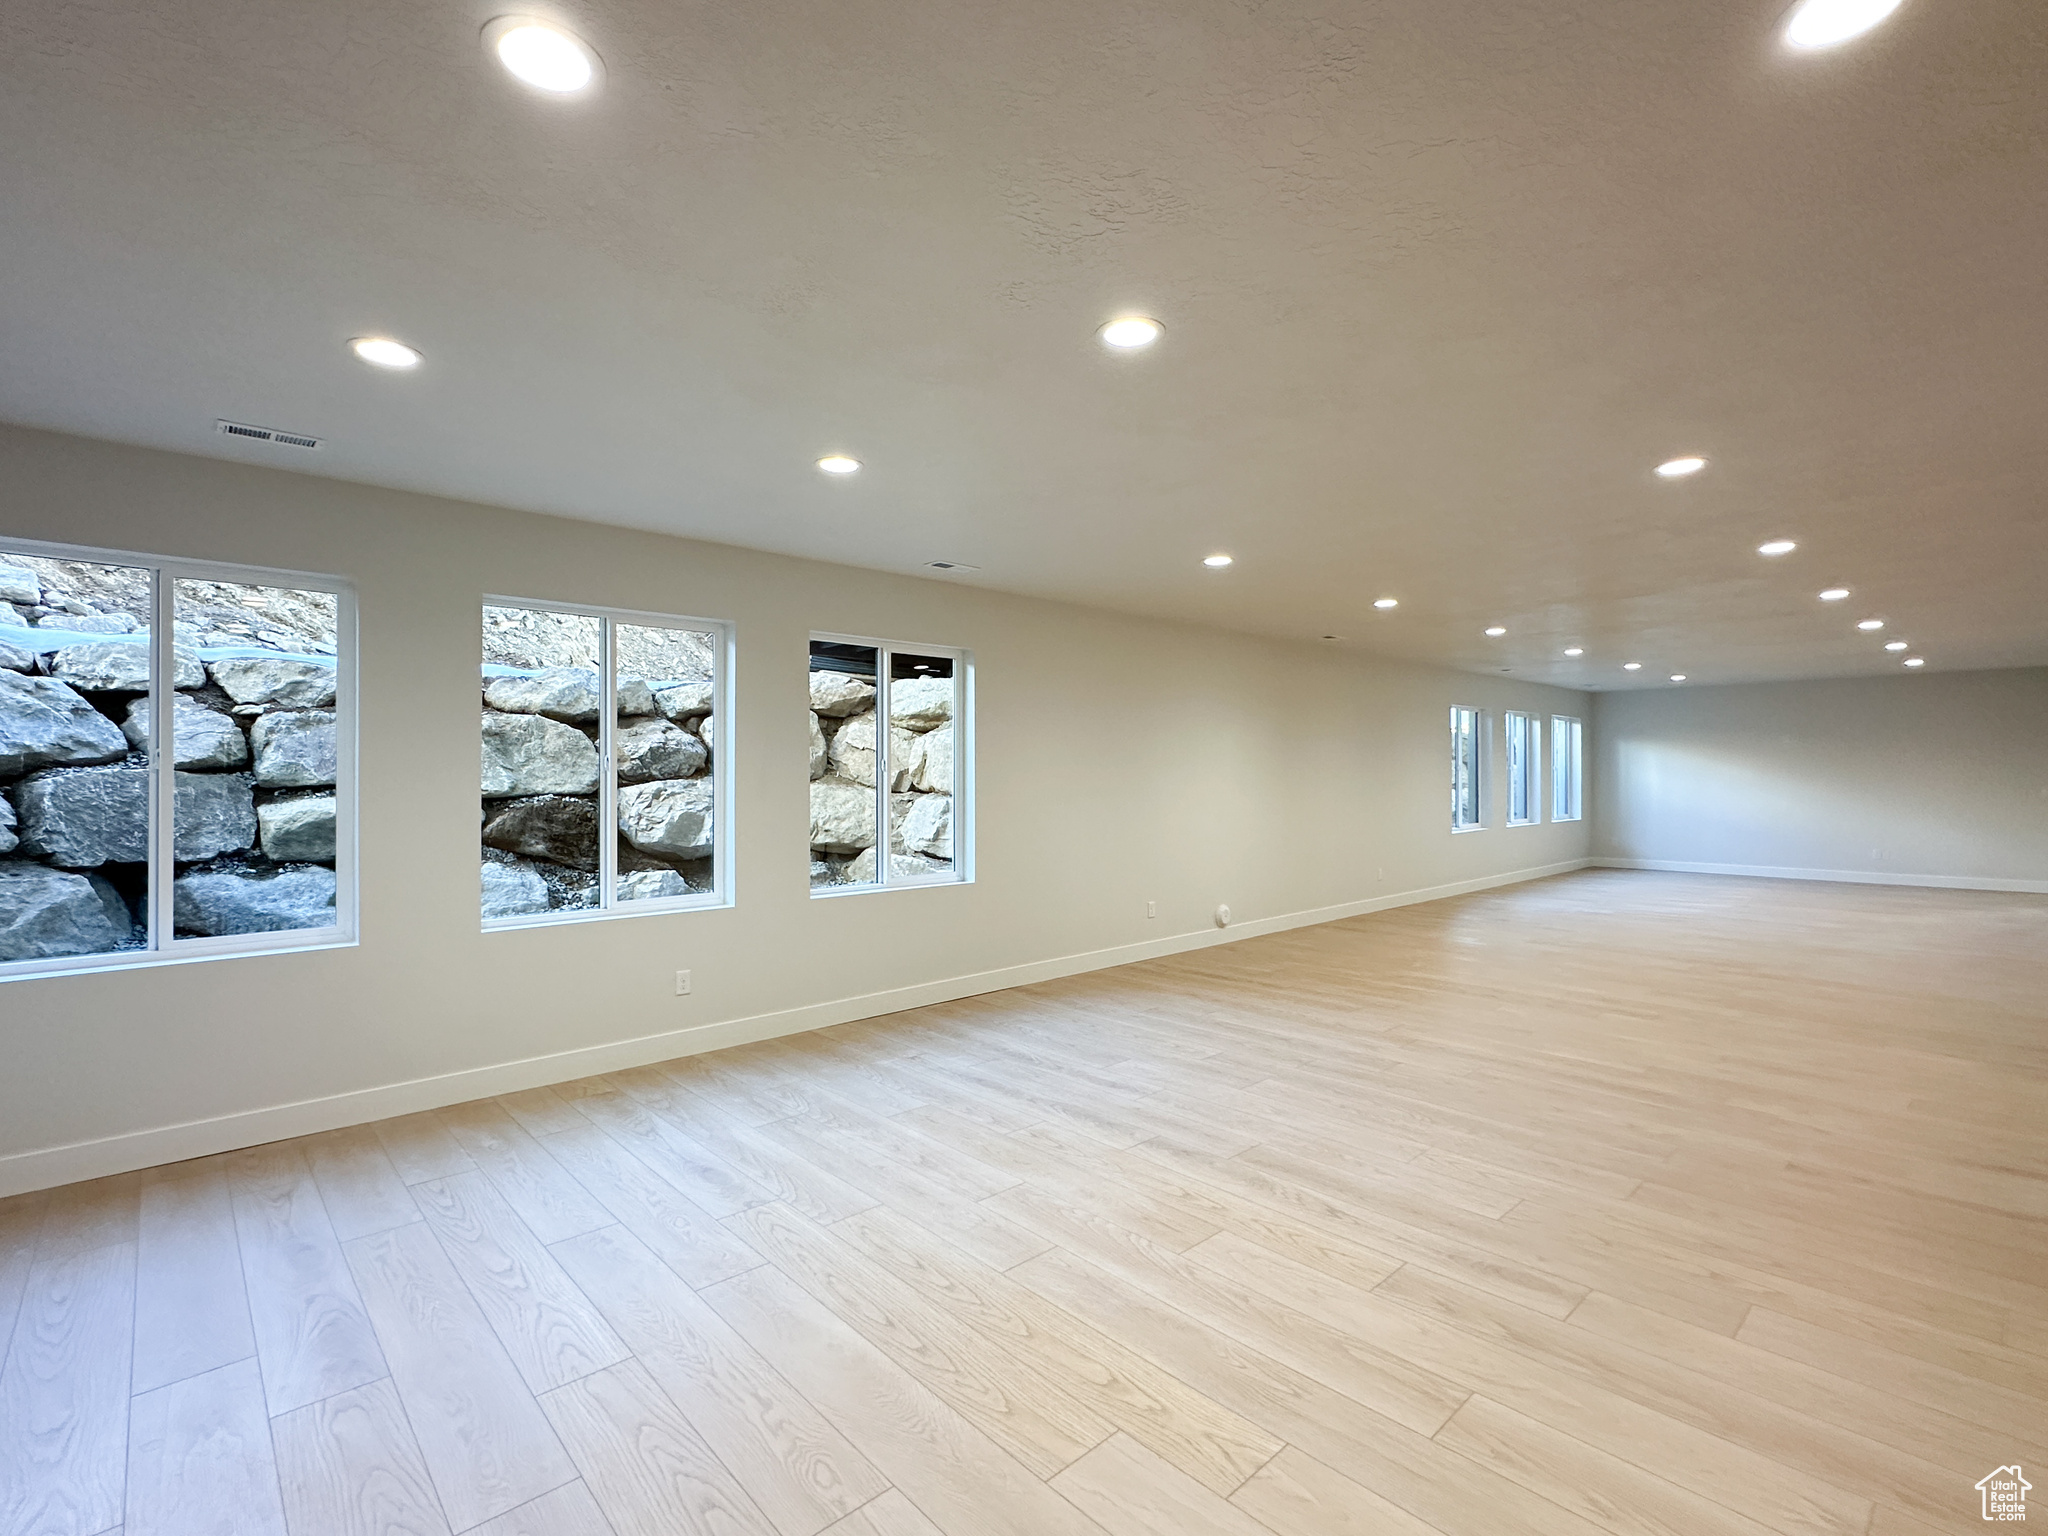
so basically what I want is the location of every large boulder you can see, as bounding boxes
[484,668,601,723]
[615,719,706,784]
[617,869,690,902]
[175,772,260,860]
[0,673,129,776]
[49,639,205,692]
[842,848,951,885]
[889,676,955,728]
[207,656,337,708]
[809,671,876,717]
[0,796,13,855]
[123,697,250,770]
[909,723,953,792]
[11,767,148,865]
[617,778,715,860]
[808,711,828,780]
[173,867,335,936]
[251,710,337,788]
[481,712,599,798]
[258,795,337,862]
[0,638,34,673]
[692,713,715,758]
[654,681,713,720]
[894,793,953,859]
[482,796,598,870]
[482,857,550,918]
[0,563,42,606]
[44,613,140,636]
[829,710,916,790]
[809,775,875,854]
[616,679,656,718]
[0,861,123,960]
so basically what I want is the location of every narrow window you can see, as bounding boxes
[809,635,969,891]
[1,539,354,978]
[1505,711,1541,826]
[482,599,729,925]
[1551,713,1583,822]
[1450,705,1483,831]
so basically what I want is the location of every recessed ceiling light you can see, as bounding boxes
[1203,554,1233,568]
[1099,317,1163,350]
[816,455,861,474]
[1563,647,1584,657]
[1857,618,1885,631]
[1818,587,1850,601]
[1669,674,1687,683]
[1623,661,1643,671]
[1484,626,1507,637]
[1757,539,1797,557]
[1783,0,1905,52]
[1883,640,1908,651]
[485,17,601,93]
[1373,597,1399,610]
[1655,456,1707,478]
[349,336,421,370]
[1903,657,1925,667]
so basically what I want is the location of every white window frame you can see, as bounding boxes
[1551,713,1583,822]
[1505,711,1541,827]
[482,596,734,931]
[811,631,974,897]
[0,534,358,982]
[1450,704,1484,833]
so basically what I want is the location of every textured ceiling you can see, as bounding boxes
[1,0,2044,686]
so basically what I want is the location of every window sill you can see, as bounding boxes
[0,930,358,986]
[484,894,732,932]
[811,875,972,899]
[1451,823,1486,834]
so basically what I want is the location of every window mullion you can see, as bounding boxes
[599,617,616,910]
[148,565,173,952]
[875,646,892,888]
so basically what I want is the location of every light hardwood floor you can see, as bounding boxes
[3,870,2045,1536]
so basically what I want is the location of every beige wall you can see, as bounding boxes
[1591,670,2048,890]
[0,424,1589,1192]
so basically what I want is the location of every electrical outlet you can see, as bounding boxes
[674,969,692,996]
[1146,900,1157,919]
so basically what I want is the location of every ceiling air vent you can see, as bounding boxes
[923,561,980,572]
[216,419,323,450]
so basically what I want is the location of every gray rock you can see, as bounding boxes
[85,872,134,937]
[842,848,950,885]
[123,697,250,770]
[0,563,43,606]
[809,710,828,780]
[482,796,598,870]
[482,858,551,918]
[910,723,954,792]
[617,869,690,902]
[895,793,953,859]
[809,775,876,854]
[251,710,336,788]
[829,710,916,790]
[207,656,337,708]
[49,639,204,691]
[691,713,715,758]
[0,861,123,960]
[175,772,259,860]
[0,672,130,775]
[889,676,955,728]
[258,795,337,862]
[809,858,835,886]
[654,681,714,720]
[173,867,336,936]
[481,712,599,798]
[43,613,140,636]
[11,767,148,865]
[0,639,33,673]
[617,778,715,860]
[809,671,876,717]
[616,679,656,718]
[0,796,13,856]
[484,668,601,723]
[616,719,706,784]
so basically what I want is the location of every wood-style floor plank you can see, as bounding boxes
[435,1101,613,1245]
[464,1479,616,1536]
[270,1377,450,1536]
[816,1490,945,1536]
[536,1121,763,1291]
[301,1126,421,1242]
[1047,1432,1274,1536]
[132,1159,254,1396]
[125,1356,287,1536]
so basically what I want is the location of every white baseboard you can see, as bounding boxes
[0,858,1592,1197]
[1594,857,2048,895]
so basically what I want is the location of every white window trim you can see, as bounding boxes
[1450,704,1485,833]
[1551,713,1584,823]
[1,534,358,983]
[1505,710,1541,827]
[482,595,735,931]
[810,630,974,896]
